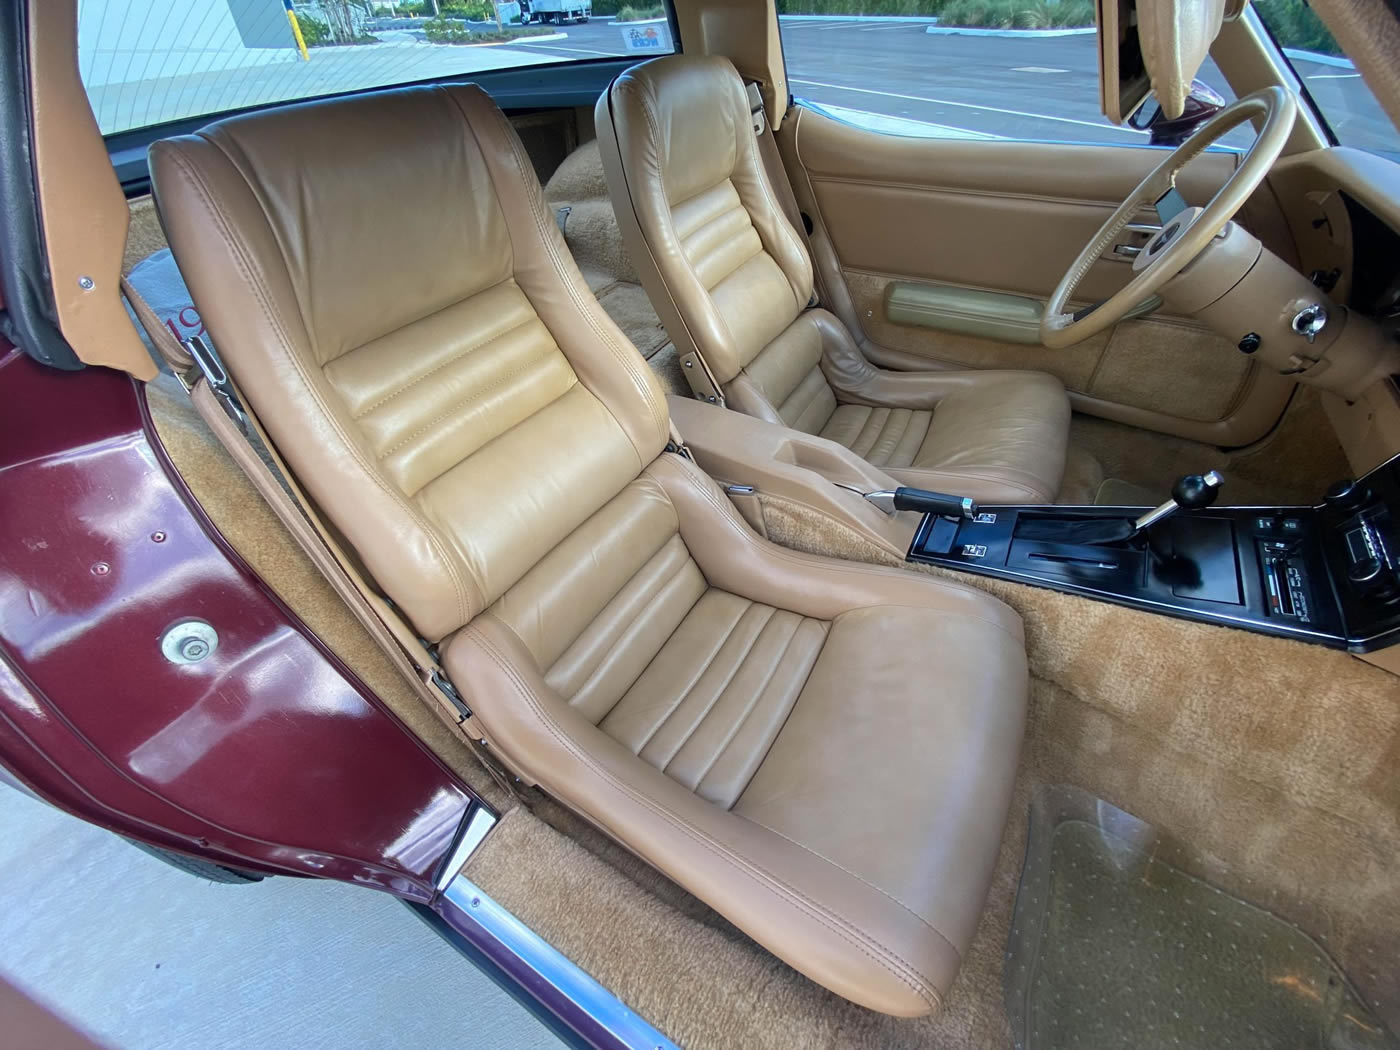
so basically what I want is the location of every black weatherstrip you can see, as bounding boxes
[0,0,83,371]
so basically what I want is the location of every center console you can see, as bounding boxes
[907,453,1400,652]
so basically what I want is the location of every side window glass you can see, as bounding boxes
[1253,0,1399,159]
[776,8,1239,146]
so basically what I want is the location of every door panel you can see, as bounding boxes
[780,106,1298,445]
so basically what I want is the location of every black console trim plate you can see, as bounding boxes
[905,454,1400,653]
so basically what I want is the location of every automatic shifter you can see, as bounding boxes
[1014,470,1225,545]
[1134,471,1224,533]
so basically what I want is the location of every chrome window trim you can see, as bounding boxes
[434,802,499,892]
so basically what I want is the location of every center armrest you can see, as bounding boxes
[666,394,921,558]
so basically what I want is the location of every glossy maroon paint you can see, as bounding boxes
[0,346,481,900]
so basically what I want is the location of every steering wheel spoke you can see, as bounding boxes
[1153,185,1190,224]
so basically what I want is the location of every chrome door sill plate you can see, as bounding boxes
[433,803,677,1050]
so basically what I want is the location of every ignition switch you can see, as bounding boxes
[1292,304,1329,344]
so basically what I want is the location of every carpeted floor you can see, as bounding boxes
[1070,384,1351,507]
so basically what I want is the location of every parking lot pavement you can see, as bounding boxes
[0,786,560,1050]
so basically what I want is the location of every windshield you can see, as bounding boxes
[1252,0,1399,159]
[78,0,675,137]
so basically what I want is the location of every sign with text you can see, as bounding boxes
[620,20,671,54]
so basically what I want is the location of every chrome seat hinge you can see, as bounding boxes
[182,335,248,434]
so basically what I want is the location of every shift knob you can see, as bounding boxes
[1171,471,1224,510]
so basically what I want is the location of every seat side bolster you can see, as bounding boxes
[647,453,1025,639]
[443,614,956,1017]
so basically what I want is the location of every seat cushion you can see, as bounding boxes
[734,600,1027,969]
[814,308,1071,503]
[820,403,933,468]
[446,453,1027,1016]
[895,369,1070,504]
[817,370,1069,504]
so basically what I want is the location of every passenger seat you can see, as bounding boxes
[596,55,1072,504]
[150,83,1026,1016]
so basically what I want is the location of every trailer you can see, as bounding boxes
[520,0,590,23]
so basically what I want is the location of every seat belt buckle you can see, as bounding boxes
[183,335,249,435]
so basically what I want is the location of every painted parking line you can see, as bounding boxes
[1308,73,1360,80]
[857,23,923,31]
[789,77,1146,135]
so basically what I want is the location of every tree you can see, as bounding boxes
[320,0,359,41]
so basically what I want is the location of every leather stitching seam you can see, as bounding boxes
[652,604,779,773]
[690,613,814,798]
[741,813,963,961]
[380,344,569,459]
[352,309,539,419]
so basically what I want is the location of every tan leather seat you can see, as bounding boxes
[151,84,1026,1017]
[596,55,1072,504]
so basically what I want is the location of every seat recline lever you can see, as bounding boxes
[837,483,979,519]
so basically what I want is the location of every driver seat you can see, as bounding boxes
[597,55,1072,504]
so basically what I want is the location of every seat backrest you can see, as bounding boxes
[151,85,670,643]
[597,55,833,428]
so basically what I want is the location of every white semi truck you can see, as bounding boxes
[519,0,591,23]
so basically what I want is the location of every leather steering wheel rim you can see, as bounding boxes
[1039,86,1296,350]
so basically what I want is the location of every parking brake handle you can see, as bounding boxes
[854,487,979,519]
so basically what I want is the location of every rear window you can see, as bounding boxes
[78,0,676,136]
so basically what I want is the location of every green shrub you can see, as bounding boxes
[1254,0,1342,55]
[423,15,472,39]
[441,0,494,19]
[424,17,554,40]
[296,14,333,45]
[937,0,1092,28]
[617,4,665,19]
[776,0,944,15]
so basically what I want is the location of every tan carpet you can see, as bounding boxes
[1069,385,1350,506]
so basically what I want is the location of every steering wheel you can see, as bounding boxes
[1040,86,1296,349]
